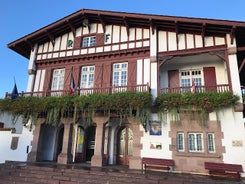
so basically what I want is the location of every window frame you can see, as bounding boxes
[177,132,185,152]
[80,66,95,89]
[207,133,215,153]
[112,62,128,87]
[180,69,203,92]
[82,35,96,47]
[188,132,204,152]
[51,68,65,91]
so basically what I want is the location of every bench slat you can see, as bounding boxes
[205,162,243,172]
[142,157,174,166]
[205,162,243,179]
[142,157,174,173]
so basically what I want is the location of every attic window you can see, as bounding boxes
[82,36,96,47]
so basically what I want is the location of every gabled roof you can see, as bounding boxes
[8,8,245,59]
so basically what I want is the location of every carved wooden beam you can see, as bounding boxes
[209,50,225,61]
[150,19,155,35]
[123,16,129,37]
[82,16,90,33]
[175,21,179,45]
[66,20,76,37]
[201,23,206,47]
[45,30,55,46]
[158,56,174,67]
[25,39,34,51]
[239,58,245,73]
[98,14,106,33]
[237,46,245,52]
[230,26,236,45]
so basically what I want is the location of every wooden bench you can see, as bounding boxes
[204,162,243,179]
[141,157,174,173]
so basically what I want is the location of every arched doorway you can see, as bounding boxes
[117,126,133,165]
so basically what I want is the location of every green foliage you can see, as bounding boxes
[0,91,239,128]
[155,91,240,126]
[155,91,239,112]
[0,91,152,127]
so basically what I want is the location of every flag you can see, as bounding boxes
[69,74,76,94]
[11,83,19,100]
[191,80,196,93]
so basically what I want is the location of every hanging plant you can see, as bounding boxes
[0,91,152,128]
[155,91,240,126]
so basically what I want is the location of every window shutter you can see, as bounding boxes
[168,70,179,88]
[196,134,202,151]
[96,33,104,46]
[64,66,72,91]
[128,61,137,86]
[103,63,112,88]
[94,63,103,88]
[73,66,80,88]
[43,68,52,95]
[203,67,217,91]
[73,36,82,49]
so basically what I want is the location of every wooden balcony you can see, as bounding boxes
[5,84,151,98]
[160,84,231,94]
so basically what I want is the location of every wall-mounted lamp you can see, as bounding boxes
[82,19,89,27]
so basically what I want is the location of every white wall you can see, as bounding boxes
[212,108,245,177]
[141,113,172,159]
[0,112,33,163]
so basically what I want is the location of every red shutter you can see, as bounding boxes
[168,70,179,88]
[96,33,104,46]
[73,64,80,89]
[128,60,137,86]
[103,63,112,88]
[73,37,81,49]
[64,66,72,92]
[94,63,103,88]
[203,67,217,91]
[43,68,52,95]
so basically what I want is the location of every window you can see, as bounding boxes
[207,133,215,152]
[177,132,216,153]
[80,66,95,95]
[51,69,65,95]
[82,36,96,47]
[112,62,128,87]
[188,133,203,152]
[180,69,202,92]
[177,132,185,152]
[80,66,95,88]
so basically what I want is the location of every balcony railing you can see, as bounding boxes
[5,84,151,98]
[160,84,231,94]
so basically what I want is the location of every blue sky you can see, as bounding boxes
[1,0,245,98]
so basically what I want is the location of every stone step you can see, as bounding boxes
[0,162,243,184]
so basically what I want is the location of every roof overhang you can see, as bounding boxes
[8,8,245,59]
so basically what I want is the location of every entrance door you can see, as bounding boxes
[75,126,85,162]
[117,127,133,165]
[85,126,96,162]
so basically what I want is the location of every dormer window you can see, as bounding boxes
[82,36,96,47]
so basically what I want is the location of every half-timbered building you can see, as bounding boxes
[5,9,245,176]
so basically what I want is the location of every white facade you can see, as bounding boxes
[0,112,33,163]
